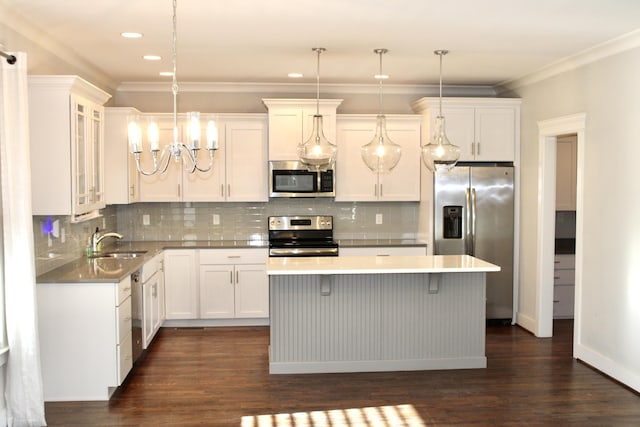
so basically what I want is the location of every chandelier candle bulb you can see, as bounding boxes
[128,120,142,153]
[206,120,218,150]
[148,120,160,151]
[187,112,201,150]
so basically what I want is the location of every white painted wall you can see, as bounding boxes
[504,46,640,391]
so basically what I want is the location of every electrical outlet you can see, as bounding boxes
[376,213,383,225]
[143,214,150,226]
[60,227,65,243]
[213,214,220,225]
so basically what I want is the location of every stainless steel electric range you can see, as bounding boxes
[268,215,339,257]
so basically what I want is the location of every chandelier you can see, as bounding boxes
[421,49,461,173]
[127,0,218,175]
[297,47,337,172]
[361,48,402,173]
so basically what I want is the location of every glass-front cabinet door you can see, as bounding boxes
[73,100,89,210]
[92,109,104,205]
[71,95,105,216]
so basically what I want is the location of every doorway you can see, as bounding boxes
[535,114,584,341]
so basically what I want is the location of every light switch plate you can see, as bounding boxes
[142,214,150,226]
[213,214,220,225]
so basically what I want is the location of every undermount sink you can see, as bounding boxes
[89,250,147,260]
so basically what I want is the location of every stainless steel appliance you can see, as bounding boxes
[268,215,339,257]
[269,160,335,198]
[434,163,514,320]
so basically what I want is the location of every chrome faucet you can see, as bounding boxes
[91,227,123,253]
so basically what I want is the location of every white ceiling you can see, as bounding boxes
[2,0,640,88]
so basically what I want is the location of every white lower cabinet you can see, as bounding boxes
[164,249,198,319]
[164,248,269,321]
[554,254,575,318]
[340,246,427,257]
[142,253,165,347]
[37,276,132,401]
[199,249,269,319]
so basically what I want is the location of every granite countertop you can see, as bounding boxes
[36,240,269,284]
[37,239,428,284]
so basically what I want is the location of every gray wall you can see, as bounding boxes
[505,46,640,391]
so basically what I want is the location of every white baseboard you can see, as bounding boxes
[575,343,640,393]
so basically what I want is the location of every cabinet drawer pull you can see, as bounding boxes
[554,276,560,280]
[554,260,560,264]
[377,254,390,257]
[227,255,241,258]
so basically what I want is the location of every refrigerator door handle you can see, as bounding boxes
[465,188,472,255]
[471,188,477,256]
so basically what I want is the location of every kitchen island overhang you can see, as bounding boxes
[267,255,500,374]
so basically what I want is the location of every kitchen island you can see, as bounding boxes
[267,255,500,374]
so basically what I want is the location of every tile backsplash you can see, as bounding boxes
[34,200,419,275]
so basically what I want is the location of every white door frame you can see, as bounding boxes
[535,113,585,338]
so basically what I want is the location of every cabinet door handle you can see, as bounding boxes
[380,184,383,197]
[471,143,475,156]
[230,270,233,283]
[228,184,231,198]
[477,142,481,156]
[177,184,181,198]
[236,270,239,284]
[374,184,378,197]
[220,184,224,197]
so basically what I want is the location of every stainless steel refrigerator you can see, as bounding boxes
[434,163,514,321]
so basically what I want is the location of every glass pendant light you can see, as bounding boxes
[361,49,402,174]
[298,47,337,172]
[421,50,461,173]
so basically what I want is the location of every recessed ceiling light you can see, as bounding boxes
[159,71,174,77]
[374,74,389,79]
[121,32,143,39]
[288,73,304,78]
[144,55,162,61]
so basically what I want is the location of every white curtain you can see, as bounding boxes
[0,52,47,426]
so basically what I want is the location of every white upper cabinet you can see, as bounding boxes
[335,115,422,202]
[133,114,267,202]
[104,107,140,204]
[29,76,111,221]
[263,98,343,160]
[412,97,521,163]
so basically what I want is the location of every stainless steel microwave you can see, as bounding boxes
[269,160,335,198]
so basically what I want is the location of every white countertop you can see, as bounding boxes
[267,255,500,275]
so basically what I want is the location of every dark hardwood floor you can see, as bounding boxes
[44,320,640,426]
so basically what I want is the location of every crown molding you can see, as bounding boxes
[0,0,117,92]
[498,28,640,92]
[116,81,496,97]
